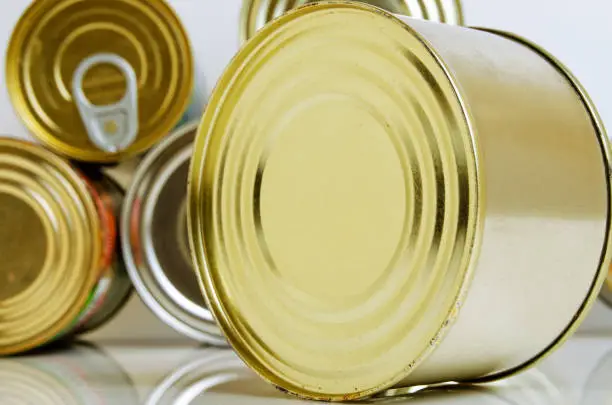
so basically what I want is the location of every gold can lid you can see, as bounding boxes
[240,0,465,42]
[0,138,101,355]
[6,0,193,163]
[189,3,479,401]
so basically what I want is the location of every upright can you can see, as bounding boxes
[122,122,226,345]
[0,139,131,355]
[240,0,464,41]
[188,3,612,401]
[6,0,193,162]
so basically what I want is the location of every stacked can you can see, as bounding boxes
[6,0,193,162]
[0,0,194,354]
[188,2,612,401]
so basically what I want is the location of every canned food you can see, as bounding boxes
[122,122,226,345]
[6,0,193,162]
[240,0,464,41]
[188,3,612,401]
[0,139,131,355]
[0,343,138,404]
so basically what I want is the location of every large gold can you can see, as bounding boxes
[188,2,612,402]
[6,0,193,162]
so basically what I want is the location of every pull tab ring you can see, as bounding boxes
[72,53,139,153]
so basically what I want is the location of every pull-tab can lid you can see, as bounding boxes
[6,0,193,163]
[72,53,139,154]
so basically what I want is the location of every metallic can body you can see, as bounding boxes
[188,3,611,401]
[6,0,193,162]
[121,122,226,345]
[240,0,464,41]
[0,139,131,355]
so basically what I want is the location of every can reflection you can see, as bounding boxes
[0,343,138,404]
[147,349,562,405]
[581,345,612,404]
[147,349,285,405]
[369,368,563,405]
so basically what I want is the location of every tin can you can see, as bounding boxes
[240,0,464,42]
[0,138,132,355]
[6,0,193,162]
[121,122,226,345]
[188,3,612,401]
[0,343,138,404]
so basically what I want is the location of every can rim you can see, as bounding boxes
[189,2,484,401]
[0,139,102,355]
[464,28,612,384]
[121,121,227,346]
[238,0,466,44]
[5,0,194,163]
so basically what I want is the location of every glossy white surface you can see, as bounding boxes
[0,335,611,404]
[1,0,612,340]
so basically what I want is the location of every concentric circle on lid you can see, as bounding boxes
[122,122,226,345]
[6,0,193,162]
[240,0,464,42]
[0,139,100,355]
[189,3,480,401]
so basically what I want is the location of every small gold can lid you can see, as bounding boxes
[189,3,479,401]
[6,0,193,162]
[0,138,101,355]
[240,0,465,42]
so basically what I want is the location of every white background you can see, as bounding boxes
[1,0,611,339]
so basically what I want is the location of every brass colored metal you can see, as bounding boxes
[0,139,131,355]
[122,122,226,345]
[6,0,193,162]
[240,0,464,42]
[188,3,612,401]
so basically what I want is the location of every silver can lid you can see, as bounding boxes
[121,122,226,345]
